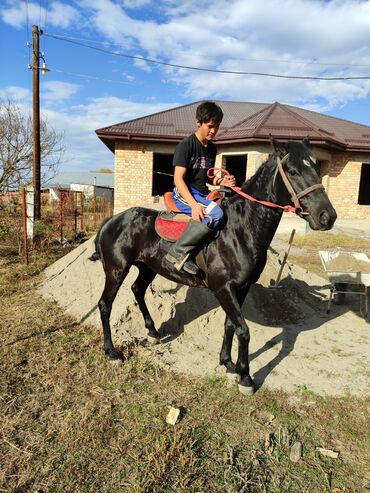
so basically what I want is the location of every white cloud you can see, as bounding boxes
[1,0,80,29]
[121,0,152,8]
[43,96,174,171]
[42,81,81,103]
[80,0,370,112]
[133,56,151,72]
[0,86,31,102]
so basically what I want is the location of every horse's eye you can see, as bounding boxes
[287,168,298,176]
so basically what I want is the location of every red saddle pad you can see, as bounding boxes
[155,215,189,242]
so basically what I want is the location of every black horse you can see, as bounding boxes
[91,138,337,395]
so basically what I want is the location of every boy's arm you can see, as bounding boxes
[174,166,205,221]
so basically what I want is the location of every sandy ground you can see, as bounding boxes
[39,235,369,397]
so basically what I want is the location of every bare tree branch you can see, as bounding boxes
[0,99,65,192]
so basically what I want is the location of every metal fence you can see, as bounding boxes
[0,190,113,263]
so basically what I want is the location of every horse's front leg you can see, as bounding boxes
[215,285,254,395]
[219,287,249,375]
[220,317,236,374]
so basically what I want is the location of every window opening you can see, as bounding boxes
[358,163,370,205]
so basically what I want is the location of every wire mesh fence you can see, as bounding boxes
[0,190,113,260]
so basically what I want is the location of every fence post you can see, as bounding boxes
[59,192,64,243]
[26,185,34,242]
[93,194,97,230]
[102,197,106,220]
[21,188,29,265]
[80,193,84,230]
[73,191,77,240]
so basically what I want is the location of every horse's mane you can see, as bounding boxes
[240,154,276,194]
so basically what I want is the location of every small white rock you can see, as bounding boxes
[289,441,302,462]
[166,406,181,425]
[315,447,340,459]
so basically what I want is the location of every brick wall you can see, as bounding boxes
[114,142,154,213]
[327,152,370,219]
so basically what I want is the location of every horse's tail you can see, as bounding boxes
[88,216,111,262]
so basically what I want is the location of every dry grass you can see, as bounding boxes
[1,248,369,492]
[275,232,370,277]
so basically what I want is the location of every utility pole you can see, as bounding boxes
[32,24,41,220]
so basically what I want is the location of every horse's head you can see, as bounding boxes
[270,137,337,230]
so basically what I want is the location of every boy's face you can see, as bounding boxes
[196,119,220,142]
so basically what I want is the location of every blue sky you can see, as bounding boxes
[1,0,370,173]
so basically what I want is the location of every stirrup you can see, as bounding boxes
[174,253,190,271]
[166,252,199,275]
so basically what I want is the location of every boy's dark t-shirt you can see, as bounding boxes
[173,134,217,194]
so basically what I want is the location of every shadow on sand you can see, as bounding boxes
[156,274,368,389]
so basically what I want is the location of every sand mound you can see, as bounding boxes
[39,236,370,396]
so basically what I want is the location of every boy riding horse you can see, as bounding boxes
[165,101,236,275]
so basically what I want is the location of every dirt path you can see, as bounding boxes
[39,236,370,396]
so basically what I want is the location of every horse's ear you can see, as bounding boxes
[302,136,311,148]
[269,134,287,158]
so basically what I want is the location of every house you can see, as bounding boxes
[44,172,114,202]
[95,101,370,219]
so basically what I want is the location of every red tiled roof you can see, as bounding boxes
[96,100,370,153]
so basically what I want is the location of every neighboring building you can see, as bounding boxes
[96,101,370,219]
[44,172,114,201]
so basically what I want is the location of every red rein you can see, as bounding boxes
[207,167,297,214]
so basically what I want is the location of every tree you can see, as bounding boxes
[0,99,64,193]
[91,168,113,173]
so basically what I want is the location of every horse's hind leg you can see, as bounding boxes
[131,265,160,343]
[99,268,129,361]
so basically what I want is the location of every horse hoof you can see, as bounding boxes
[110,358,123,366]
[147,336,160,346]
[238,384,255,396]
[226,371,240,384]
[105,349,124,361]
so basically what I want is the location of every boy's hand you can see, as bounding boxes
[191,203,205,221]
[221,174,236,188]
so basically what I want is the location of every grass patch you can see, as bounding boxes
[292,232,370,251]
[275,232,370,277]
[1,249,369,492]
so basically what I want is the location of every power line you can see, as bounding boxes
[48,66,134,85]
[45,32,370,68]
[44,32,370,81]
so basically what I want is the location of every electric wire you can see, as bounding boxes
[47,66,134,85]
[43,32,370,81]
[44,33,370,68]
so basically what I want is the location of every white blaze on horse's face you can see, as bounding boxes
[303,156,317,167]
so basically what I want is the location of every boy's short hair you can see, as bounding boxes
[196,101,223,125]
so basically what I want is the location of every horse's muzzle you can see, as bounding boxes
[307,207,337,231]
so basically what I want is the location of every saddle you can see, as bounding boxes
[155,190,223,242]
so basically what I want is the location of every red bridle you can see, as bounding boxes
[207,154,325,216]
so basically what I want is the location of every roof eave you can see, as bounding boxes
[97,132,370,153]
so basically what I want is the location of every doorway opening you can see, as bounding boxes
[152,153,174,196]
[224,155,248,186]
